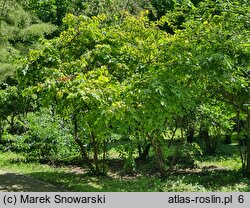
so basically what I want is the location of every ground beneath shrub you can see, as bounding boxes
[0,170,66,192]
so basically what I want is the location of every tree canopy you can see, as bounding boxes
[0,0,249,177]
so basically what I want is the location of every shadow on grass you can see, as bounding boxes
[164,168,250,191]
[26,167,250,192]
[27,171,150,192]
[0,172,66,192]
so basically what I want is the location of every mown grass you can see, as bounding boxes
[0,143,249,192]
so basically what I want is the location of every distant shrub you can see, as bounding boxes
[166,142,202,168]
[3,109,80,162]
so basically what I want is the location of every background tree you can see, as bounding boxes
[0,0,56,144]
[0,0,57,85]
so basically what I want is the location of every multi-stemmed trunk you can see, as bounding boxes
[72,114,94,172]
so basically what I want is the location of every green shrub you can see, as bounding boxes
[3,109,80,162]
[116,139,137,174]
[123,151,136,174]
[166,142,202,168]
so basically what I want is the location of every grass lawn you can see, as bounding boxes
[0,144,249,192]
